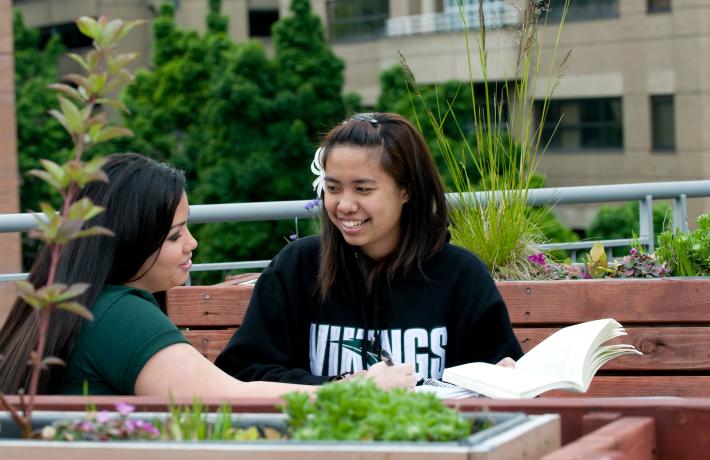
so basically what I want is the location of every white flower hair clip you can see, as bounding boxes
[311,146,325,197]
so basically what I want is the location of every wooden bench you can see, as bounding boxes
[166,277,710,397]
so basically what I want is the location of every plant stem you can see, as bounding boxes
[0,392,31,438]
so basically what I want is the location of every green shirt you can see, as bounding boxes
[58,285,188,395]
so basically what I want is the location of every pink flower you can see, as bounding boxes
[528,253,546,266]
[78,421,95,432]
[115,402,135,416]
[96,411,112,424]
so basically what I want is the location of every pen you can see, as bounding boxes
[380,348,394,366]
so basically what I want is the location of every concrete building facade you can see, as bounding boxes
[12,0,710,229]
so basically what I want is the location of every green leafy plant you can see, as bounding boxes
[610,247,669,279]
[282,379,473,442]
[400,0,571,279]
[657,212,710,276]
[41,380,473,443]
[0,15,141,439]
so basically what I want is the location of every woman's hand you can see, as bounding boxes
[364,361,417,390]
[496,357,516,368]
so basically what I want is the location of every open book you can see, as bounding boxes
[441,318,642,399]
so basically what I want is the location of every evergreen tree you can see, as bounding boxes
[122,0,349,281]
[13,10,72,267]
[13,10,70,212]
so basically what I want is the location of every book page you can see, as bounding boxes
[515,318,616,385]
[442,362,579,399]
[415,379,482,399]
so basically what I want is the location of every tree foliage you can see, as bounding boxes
[13,10,73,267]
[122,0,348,282]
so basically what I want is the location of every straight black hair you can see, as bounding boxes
[316,112,448,298]
[0,153,186,393]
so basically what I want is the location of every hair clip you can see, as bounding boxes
[351,113,379,125]
[311,146,325,197]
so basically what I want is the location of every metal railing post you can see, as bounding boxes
[639,195,655,252]
[673,194,688,232]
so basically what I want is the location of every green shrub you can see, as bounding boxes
[282,379,473,442]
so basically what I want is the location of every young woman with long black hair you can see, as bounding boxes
[216,113,522,384]
[0,153,414,396]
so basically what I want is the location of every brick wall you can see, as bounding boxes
[0,0,22,325]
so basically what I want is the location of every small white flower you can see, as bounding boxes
[311,146,325,197]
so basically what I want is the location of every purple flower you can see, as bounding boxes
[96,411,112,424]
[629,248,638,256]
[528,253,546,266]
[581,271,592,279]
[304,198,321,211]
[289,233,298,241]
[115,402,135,416]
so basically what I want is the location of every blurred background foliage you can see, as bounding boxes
[15,0,583,283]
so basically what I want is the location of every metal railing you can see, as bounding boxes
[0,180,708,282]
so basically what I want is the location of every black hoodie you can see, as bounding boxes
[215,236,523,384]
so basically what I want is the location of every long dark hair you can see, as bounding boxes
[317,112,448,299]
[0,153,186,394]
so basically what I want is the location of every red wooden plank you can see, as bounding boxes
[183,329,236,362]
[166,285,253,327]
[498,278,710,324]
[515,326,710,371]
[540,375,710,398]
[581,412,622,435]
[542,416,656,460]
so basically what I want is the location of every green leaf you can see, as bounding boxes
[74,225,115,239]
[76,16,101,40]
[108,52,138,74]
[64,74,93,95]
[39,201,57,217]
[56,283,91,302]
[116,20,145,41]
[48,83,83,101]
[96,98,128,113]
[14,281,36,296]
[66,53,90,72]
[55,219,84,243]
[58,96,83,133]
[27,169,62,190]
[93,126,133,143]
[17,290,46,310]
[56,301,94,321]
[67,198,105,221]
[47,109,72,135]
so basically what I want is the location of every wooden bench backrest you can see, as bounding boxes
[166,277,710,397]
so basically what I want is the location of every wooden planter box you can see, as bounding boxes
[498,277,710,397]
[0,411,560,459]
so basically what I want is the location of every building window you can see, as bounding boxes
[249,9,279,37]
[536,97,623,151]
[647,0,671,13]
[326,0,389,43]
[546,0,619,22]
[651,95,675,152]
[38,22,93,50]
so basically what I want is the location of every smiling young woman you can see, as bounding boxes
[0,153,414,397]
[216,113,522,385]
